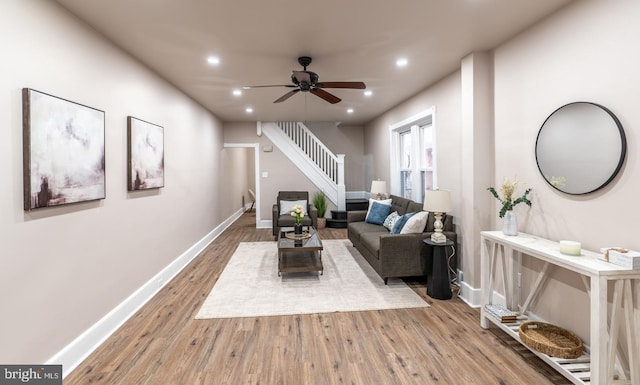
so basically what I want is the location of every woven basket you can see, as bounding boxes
[518,321,583,359]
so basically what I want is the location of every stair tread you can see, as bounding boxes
[326,218,348,228]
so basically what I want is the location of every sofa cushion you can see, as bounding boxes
[407,200,424,213]
[360,232,382,259]
[279,199,307,215]
[348,221,387,242]
[382,211,400,231]
[391,212,416,234]
[366,200,392,225]
[389,195,410,215]
[400,211,429,234]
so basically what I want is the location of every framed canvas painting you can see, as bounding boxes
[127,116,164,191]
[22,88,106,211]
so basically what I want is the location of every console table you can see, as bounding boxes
[480,231,639,385]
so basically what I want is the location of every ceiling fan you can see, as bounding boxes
[242,56,366,104]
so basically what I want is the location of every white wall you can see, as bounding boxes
[492,0,640,343]
[0,0,230,365]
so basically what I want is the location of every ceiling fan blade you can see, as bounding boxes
[292,70,311,84]
[242,84,295,89]
[315,81,366,89]
[310,88,341,104]
[274,89,300,103]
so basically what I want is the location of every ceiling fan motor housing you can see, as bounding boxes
[291,71,319,91]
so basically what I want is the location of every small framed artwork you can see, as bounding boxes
[127,116,164,191]
[22,88,106,211]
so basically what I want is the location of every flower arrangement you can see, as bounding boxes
[487,177,532,218]
[290,204,305,223]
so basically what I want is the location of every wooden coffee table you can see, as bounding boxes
[277,227,323,276]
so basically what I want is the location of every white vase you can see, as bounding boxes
[502,210,518,236]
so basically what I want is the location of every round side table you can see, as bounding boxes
[423,238,454,300]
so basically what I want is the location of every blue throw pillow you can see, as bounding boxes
[365,200,392,225]
[391,212,416,234]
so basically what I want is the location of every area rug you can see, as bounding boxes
[195,239,428,319]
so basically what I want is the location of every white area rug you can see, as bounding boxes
[195,239,428,319]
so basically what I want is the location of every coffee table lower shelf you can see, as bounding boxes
[278,250,323,276]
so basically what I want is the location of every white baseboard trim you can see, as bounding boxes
[49,208,245,378]
[345,191,369,199]
[257,219,272,229]
[457,280,481,308]
[457,281,509,311]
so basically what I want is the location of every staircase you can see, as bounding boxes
[261,121,346,210]
[325,198,370,228]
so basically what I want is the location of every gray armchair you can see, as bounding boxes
[272,191,317,239]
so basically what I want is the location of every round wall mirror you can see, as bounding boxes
[535,102,626,195]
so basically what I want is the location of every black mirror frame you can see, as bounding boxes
[535,102,627,195]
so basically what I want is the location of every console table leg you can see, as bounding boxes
[591,276,609,384]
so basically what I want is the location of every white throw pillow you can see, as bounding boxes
[400,211,429,234]
[365,198,392,222]
[280,199,307,216]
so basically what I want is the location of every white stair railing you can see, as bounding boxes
[260,121,345,210]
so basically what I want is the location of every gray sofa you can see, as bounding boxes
[347,194,456,284]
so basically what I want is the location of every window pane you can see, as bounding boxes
[400,131,411,169]
[401,170,412,199]
[421,170,433,192]
[421,125,433,169]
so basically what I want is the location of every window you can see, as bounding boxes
[390,108,436,203]
[399,129,413,199]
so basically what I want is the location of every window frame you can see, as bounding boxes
[389,107,437,203]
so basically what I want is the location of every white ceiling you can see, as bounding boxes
[54,0,572,125]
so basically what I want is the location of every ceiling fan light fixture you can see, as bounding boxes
[364,90,373,97]
[347,108,354,114]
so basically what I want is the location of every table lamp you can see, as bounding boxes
[370,180,387,200]
[423,189,451,243]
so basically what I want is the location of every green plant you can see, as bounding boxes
[487,177,532,218]
[312,191,328,218]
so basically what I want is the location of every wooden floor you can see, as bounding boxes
[66,212,571,385]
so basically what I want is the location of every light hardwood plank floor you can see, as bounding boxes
[65,213,570,385]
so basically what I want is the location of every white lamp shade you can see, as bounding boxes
[370,180,387,196]
[423,189,451,212]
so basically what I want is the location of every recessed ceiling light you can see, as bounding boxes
[207,56,220,66]
[245,107,253,113]
[347,108,354,114]
[364,90,373,97]
[396,58,408,67]
[232,89,242,96]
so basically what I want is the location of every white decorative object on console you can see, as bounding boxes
[559,240,581,256]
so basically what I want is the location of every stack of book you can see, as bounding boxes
[484,304,521,323]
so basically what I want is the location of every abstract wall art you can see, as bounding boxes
[22,88,106,211]
[127,116,164,191]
